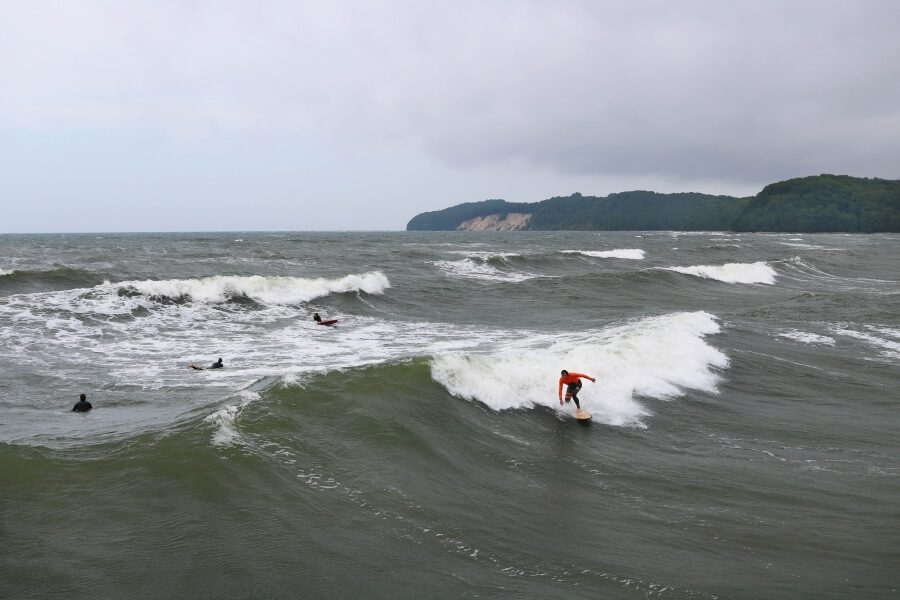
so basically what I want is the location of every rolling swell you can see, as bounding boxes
[0,266,107,295]
[189,361,718,599]
[201,359,444,450]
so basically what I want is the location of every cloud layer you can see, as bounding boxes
[1,1,898,231]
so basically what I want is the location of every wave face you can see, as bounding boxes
[0,231,897,600]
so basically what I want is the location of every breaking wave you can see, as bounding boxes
[430,311,726,427]
[663,262,777,284]
[117,271,391,304]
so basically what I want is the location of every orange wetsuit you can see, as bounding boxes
[558,372,594,401]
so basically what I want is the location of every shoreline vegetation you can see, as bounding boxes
[406,174,900,233]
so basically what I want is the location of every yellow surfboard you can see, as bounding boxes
[575,408,592,420]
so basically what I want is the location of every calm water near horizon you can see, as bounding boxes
[1,231,897,599]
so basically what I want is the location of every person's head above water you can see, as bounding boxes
[80,393,86,401]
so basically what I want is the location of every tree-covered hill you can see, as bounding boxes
[527,191,747,231]
[730,175,900,232]
[406,175,900,232]
[406,191,748,231]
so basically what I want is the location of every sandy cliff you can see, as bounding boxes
[457,213,531,231]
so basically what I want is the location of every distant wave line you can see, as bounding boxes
[562,249,645,260]
[115,271,391,304]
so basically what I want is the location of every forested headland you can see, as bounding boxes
[406,175,900,232]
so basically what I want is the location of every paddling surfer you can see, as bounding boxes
[313,312,322,323]
[189,358,223,370]
[558,370,595,409]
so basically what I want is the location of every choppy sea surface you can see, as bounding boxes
[1,231,897,599]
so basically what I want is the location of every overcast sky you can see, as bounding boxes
[1,0,898,232]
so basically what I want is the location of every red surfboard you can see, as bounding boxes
[316,319,338,326]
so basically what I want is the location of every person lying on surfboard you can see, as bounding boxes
[189,358,223,370]
[558,370,595,408]
[313,312,338,326]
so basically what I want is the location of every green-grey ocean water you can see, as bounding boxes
[1,231,897,599]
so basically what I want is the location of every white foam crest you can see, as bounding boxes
[778,242,828,249]
[670,231,730,237]
[563,249,645,260]
[664,262,777,284]
[447,251,521,260]
[119,271,391,304]
[430,311,727,427]
[0,268,14,276]
[779,330,836,345]
[866,326,900,340]
[832,327,900,359]
[433,259,535,282]
[205,390,260,447]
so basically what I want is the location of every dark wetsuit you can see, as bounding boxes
[558,372,593,409]
[191,360,223,370]
[565,380,583,402]
[72,400,93,413]
[313,314,322,323]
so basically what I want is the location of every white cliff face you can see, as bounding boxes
[457,213,531,231]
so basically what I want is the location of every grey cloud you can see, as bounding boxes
[2,0,898,187]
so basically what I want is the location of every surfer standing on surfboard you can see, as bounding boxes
[558,370,595,408]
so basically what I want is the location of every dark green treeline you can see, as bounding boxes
[406,175,900,232]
